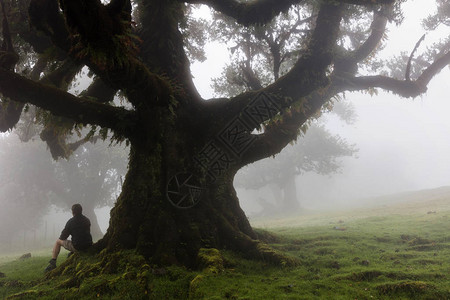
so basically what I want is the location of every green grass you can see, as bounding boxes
[0,250,68,299]
[1,193,450,299]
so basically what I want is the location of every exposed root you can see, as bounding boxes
[246,241,300,267]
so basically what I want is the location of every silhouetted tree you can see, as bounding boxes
[235,123,357,213]
[0,0,449,266]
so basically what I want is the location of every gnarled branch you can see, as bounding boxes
[29,0,174,109]
[40,59,82,90]
[218,3,344,128]
[352,6,392,63]
[80,78,118,104]
[339,49,450,97]
[0,101,24,132]
[0,69,135,135]
[0,0,22,131]
[240,86,337,165]
[417,49,450,86]
[28,0,70,52]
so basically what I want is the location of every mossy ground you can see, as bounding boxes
[1,196,450,299]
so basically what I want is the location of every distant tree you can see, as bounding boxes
[235,122,357,214]
[0,0,449,267]
[0,135,54,246]
[48,140,128,239]
[12,93,129,239]
[0,133,128,243]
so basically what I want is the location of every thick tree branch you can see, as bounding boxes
[28,0,70,52]
[58,0,132,57]
[344,76,424,96]
[28,0,175,109]
[265,45,450,160]
[264,3,343,97]
[137,1,202,105]
[221,4,398,166]
[0,69,135,135]
[352,7,391,63]
[0,0,14,55]
[80,78,118,104]
[417,49,450,86]
[240,86,337,165]
[41,128,102,159]
[185,0,394,26]
[240,63,264,90]
[39,59,82,90]
[0,101,24,132]
[0,0,23,131]
[334,6,391,76]
[67,135,101,154]
[248,19,450,160]
[0,0,18,70]
[339,49,450,97]
[219,3,344,127]
[30,57,49,81]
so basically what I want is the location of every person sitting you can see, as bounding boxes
[45,204,93,272]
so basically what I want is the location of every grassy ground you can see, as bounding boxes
[1,191,450,299]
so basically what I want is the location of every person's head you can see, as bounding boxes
[72,204,83,216]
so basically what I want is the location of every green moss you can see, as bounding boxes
[376,281,435,296]
[56,276,79,289]
[254,228,282,243]
[255,243,300,267]
[188,274,204,298]
[6,289,43,299]
[197,248,223,274]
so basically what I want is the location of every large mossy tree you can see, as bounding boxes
[0,0,449,266]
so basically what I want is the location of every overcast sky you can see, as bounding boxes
[190,0,450,211]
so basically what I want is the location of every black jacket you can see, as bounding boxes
[59,214,93,250]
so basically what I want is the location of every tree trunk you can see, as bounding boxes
[80,203,103,241]
[98,141,261,267]
[269,183,283,204]
[281,175,300,212]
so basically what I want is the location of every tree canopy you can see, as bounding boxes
[0,0,449,266]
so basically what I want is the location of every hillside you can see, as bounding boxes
[1,187,450,299]
[250,186,450,228]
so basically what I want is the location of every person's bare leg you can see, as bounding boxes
[52,239,64,260]
[45,240,65,272]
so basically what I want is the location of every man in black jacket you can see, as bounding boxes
[45,204,93,272]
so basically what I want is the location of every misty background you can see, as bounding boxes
[1,0,450,251]
[191,0,450,214]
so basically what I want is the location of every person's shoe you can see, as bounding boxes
[44,259,56,273]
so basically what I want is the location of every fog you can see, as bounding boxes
[190,0,450,215]
[1,0,450,253]
[236,72,450,214]
[302,74,450,207]
[0,134,127,253]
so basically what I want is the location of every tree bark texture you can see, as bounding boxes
[99,137,258,266]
